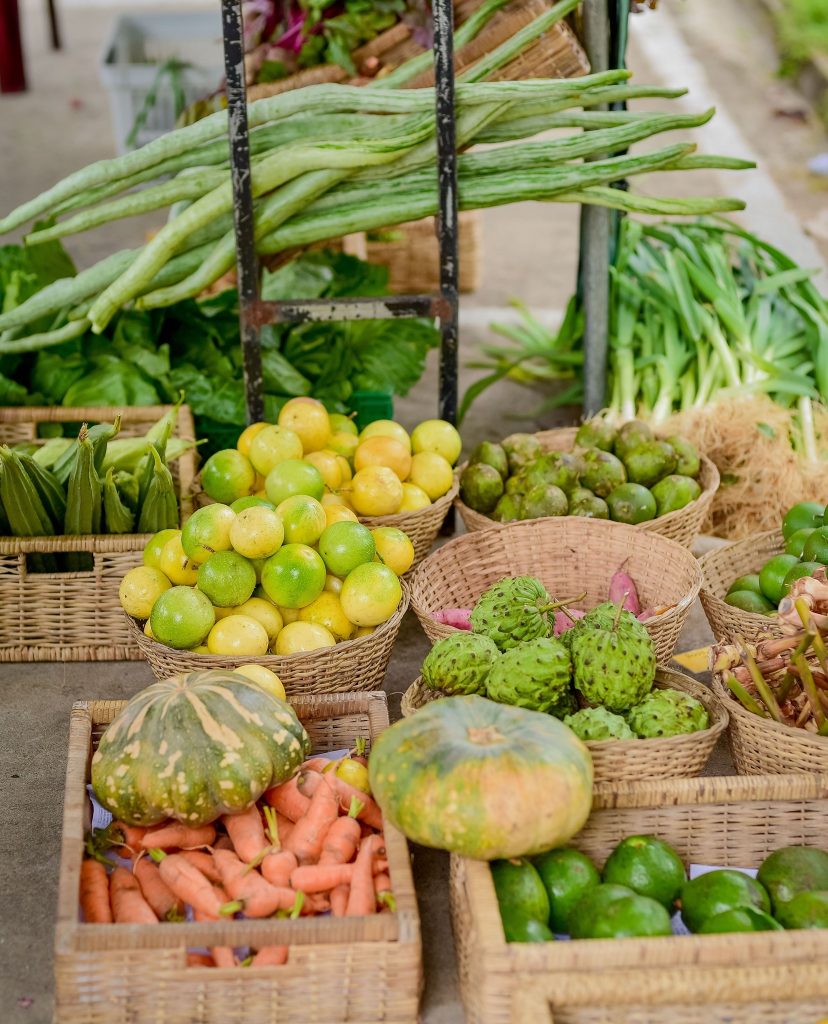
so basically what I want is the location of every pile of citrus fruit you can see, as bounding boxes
[118,491,413,659]
[198,397,461,517]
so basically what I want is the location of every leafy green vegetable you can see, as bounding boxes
[297,0,407,74]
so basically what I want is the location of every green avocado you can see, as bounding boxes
[698,907,783,934]
[623,441,678,488]
[500,911,555,943]
[568,883,636,938]
[724,591,775,615]
[606,483,657,525]
[756,846,828,922]
[602,835,686,910]
[650,474,702,516]
[491,858,551,925]
[572,890,672,939]
[775,890,828,930]
[679,870,770,934]
[460,463,504,514]
[533,848,601,933]
[469,440,509,480]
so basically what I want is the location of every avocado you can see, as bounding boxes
[520,452,580,495]
[785,527,817,559]
[568,487,610,520]
[614,420,654,461]
[580,448,627,498]
[575,417,617,452]
[725,574,763,597]
[623,441,678,488]
[519,484,568,520]
[698,907,783,934]
[568,883,636,938]
[665,435,701,478]
[533,848,601,933]
[650,474,702,516]
[679,870,771,934]
[492,494,521,523]
[782,501,825,542]
[775,890,828,930]
[459,463,504,513]
[602,835,686,911]
[606,483,657,525]
[505,475,524,496]
[756,846,828,922]
[723,591,775,615]
[469,441,509,480]
[502,433,543,475]
[491,857,550,924]
[500,911,555,943]
[572,890,672,939]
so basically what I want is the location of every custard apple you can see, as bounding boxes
[570,602,656,712]
[470,576,552,651]
[485,637,572,713]
[548,688,579,720]
[421,634,499,695]
[626,688,709,738]
[564,707,635,741]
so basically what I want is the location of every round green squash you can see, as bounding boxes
[91,670,310,826]
[368,695,593,859]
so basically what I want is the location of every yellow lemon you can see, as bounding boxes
[407,451,454,500]
[321,491,355,511]
[229,505,285,559]
[276,495,327,546]
[349,466,403,516]
[274,620,336,655]
[303,450,343,490]
[248,424,304,476]
[233,664,286,700]
[181,504,236,565]
[237,421,269,459]
[192,644,211,654]
[207,614,269,656]
[278,397,331,453]
[234,597,283,642]
[359,419,411,452]
[328,432,359,461]
[354,625,374,638]
[372,526,415,575]
[299,591,354,641]
[324,504,359,527]
[212,604,237,620]
[411,419,462,465]
[119,565,171,619]
[354,436,412,481]
[144,619,155,638]
[324,573,344,594]
[336,455,353,483]
[399,482,432,512]
[143,528,180,569]
[340,562,402,626]
[278,605,301,624]
[159,534,199,585]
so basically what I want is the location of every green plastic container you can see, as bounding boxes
[349,390,394,432]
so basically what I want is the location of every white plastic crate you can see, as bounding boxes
[99,10,225,154]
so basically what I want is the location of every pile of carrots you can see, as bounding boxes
[80,749,392,968]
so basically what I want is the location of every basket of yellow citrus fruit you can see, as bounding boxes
[119,478,411,693]
[196,397,460,567]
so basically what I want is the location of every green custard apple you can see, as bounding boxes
[421,633,500,696]
[625,688,710,738]
[470,576,552,651]
[564,706,636,741]
[486,636,573,715]
[569,602,656,713]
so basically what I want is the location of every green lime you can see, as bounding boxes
[197,551,257,608]
[201,449,256,505]
[782,561,823,596]
[265,459,325,505]
[533,849,601,933]
[181,504,235,565]
[802,526,828,565]
[143,528,179,569]
[606,483,657,525]
[679,869,770,934]
[698,907,782,934]
[150,586,215,650]
[261,543,326,609]
[724,591,775,615]
[785,528,816,558]
[231,495,276,513]
[758,554,800,605]
[782,501,824,541]
[491,858,550,925]
[318,521,376,577]
[602,835,686,910]
[500,912,554,943]
[726,574,763,597]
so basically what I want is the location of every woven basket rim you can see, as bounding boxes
[126,579,409,669]
[712,671,828,751]
[403,667,728,747]
[699,528,783,627]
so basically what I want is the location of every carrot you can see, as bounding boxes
[194,888,236,968]
[346,835,382,917]
[222,805,268,864]
[298,771,383,831]
[186,953,216,968]
[250,946,288,967]
[80,859,112,923]
[330,884,349,917]
[300,757,330,773]
[259,806,298,887]
[110,866,158,924]
[109,821,148,850]
[319,797,363,866]
[133,857,184,920]
[139,822,215,850]
[374,872,395,911]
[155,852,235,920]
[213,848,297,918]
[179,850,221,884]
[295,769,324,797]
[301,893,331,915]
[285,775,339,865]
[276,813,295,841]
[264,777,310,822]
[214,835,234,850]
[290,863,355,893]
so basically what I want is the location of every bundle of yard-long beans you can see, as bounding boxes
[0,0,746,352]
[713,574,828,736]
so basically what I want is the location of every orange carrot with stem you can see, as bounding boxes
[194,887,236,968]
[374,872,395,911]
[152,851,239,920]
[212,848,298,918]
[108,821,148,850]
[264,777,310,822]
[222,805,268,864]
[110,866,158,924]
[139,822,215,850]
[297,771,383,830]
[260,806,298,888]
[301,893,331,915]
[346,835,383,917]
[330,884,349,917]
[250,946,288,967]
[285,775,338,865]
[133,856,184,920]
[80,859,112,923]
[290,862,357,893]
[319,797,363,866]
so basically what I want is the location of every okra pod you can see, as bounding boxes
[103,468,135,534]
[18,453,67,528]
[137,447,179,534]
[0,447,57,536]
[64,427,102,571]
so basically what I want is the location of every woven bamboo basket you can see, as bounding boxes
[357,475,458,567]
[408,517,703,663]
[456,427,720,550]
[55,693,421,1024]
[0,405,197,663]
[126,581,409,693]
[450,773,828,1024]
[401,669,727,781]
[699,529,785,644]
[711,669,828,775]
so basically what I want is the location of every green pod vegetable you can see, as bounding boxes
[113,470,140,511]
[64,427,102,570]
[138,423,171,511]
[18,453,67,527]
[103,468,135,534]
[90,415,122,475]
[0,447,59,570]
[136,446,178,534]
[31,437,73,469]
[52,421,118,487]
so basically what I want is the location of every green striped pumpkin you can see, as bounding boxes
[369,695,593,859]
[91,670,310,826]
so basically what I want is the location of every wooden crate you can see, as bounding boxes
[450,774,828,1024]
[55,692,421,1024]
[0,405,196,662]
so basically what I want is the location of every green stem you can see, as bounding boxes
[724,672,767,717]
[793,653,825,729]
[738,640,784,722]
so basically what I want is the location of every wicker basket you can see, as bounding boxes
[401,669,727,781]
[358,475,458,567]
[455,427,720,551]
[408,517,703,663]
[127,582,409,693]
[699,529,785,644]
[711,670,828,775]
[55,693,420,1024]
[450,773,828,1024]
[0,405,197,663]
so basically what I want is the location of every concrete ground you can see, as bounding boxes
[1,1,827,1022]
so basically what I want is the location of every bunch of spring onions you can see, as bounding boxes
[0,0,747,354]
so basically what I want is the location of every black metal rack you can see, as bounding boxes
[219,0,621,426]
